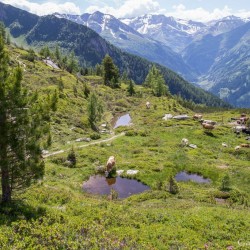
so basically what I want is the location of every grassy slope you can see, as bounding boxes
[0,46,250,249]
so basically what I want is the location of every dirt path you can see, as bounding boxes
[43,132,125,158]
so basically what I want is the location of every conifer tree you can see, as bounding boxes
[127,79,135,96]
[87,92,104,131]
[102,54,120,88]
[144,65,169,97]
[0,35,49,203]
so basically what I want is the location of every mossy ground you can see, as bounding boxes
[0,46,249,249]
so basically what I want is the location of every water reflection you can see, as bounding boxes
[175,171,210,183]
[112,113,131,128]
[83,175,150,198]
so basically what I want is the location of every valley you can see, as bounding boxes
[0,42,249,249]
[0,2,250,249]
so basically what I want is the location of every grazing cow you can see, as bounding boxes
[237,117,249,125]
[240,144,250,148]
[202,123,215,130]
[106,156,115,173]
[193,114,203,120]
[201,120,216,125]
[181,138,189,146]
[146,101,150,109]
[235,146,241,150]
[222,143,228,147]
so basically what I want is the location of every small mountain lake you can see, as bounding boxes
[175,171,210,183]
[112,113,131,128]
[82,175,150,198]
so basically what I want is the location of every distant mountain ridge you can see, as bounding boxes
[55,11,250,107]
[122,14,250,107]
[54,11,196,82]
[0,2,228,108]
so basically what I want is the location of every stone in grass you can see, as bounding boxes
[162,114,173,120]
[116,170,124,176]
[75,138,91,142]
[127,170,139,175]
[189,144,197,149]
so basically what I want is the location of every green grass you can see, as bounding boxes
[0,45,249,249]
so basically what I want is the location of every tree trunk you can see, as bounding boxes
[1,168,11,203]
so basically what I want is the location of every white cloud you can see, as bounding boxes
[165,4,250,22]
[2,0,81,16]
[86,0,161,18]
[2,0,250,21]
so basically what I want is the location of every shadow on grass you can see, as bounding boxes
[204,131,217,137]
[0,199,46,226]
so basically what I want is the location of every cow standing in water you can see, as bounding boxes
[106,156,115,177]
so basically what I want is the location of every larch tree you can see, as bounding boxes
[144,65,169,97]
[0,35,49,203]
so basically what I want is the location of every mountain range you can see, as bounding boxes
[0,1,228,108]
[55,12,250,107]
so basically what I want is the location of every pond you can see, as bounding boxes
[175,171,210,183]
[82,175,150,198]
[112,113,131,128]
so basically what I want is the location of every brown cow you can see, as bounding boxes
[240,144,250,148]
[202,123,215,130]
[193,114,203,120]
[106,156,115,173]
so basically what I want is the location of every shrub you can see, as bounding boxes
[67,148,77,167]
[169,175,179,194]
[90,133,101,140]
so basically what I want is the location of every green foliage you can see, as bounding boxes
[67,147,77,167]
[50,89,58,111]
[0,22,6,40]
[127,79,135,96]
[39,46,50,58]
[169,175,179,194]
[102,54,120,88]
[144,65,169,97]
[0,35,249,248]
[22,49,36,62]
[0,38,49,203]
[220,174,231,191]
[87,92,104,131]
[90,132,101,140]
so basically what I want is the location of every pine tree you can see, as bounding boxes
[127,79,135,96]
[55,45,61,61]
[102,54,120,88]
[0,35,49,203]
[87,92,104,131]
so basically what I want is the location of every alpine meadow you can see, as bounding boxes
[0,1,250,250]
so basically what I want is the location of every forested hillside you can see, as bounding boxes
[0,2,229,108]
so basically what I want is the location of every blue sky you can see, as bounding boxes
[2,0,250,21]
